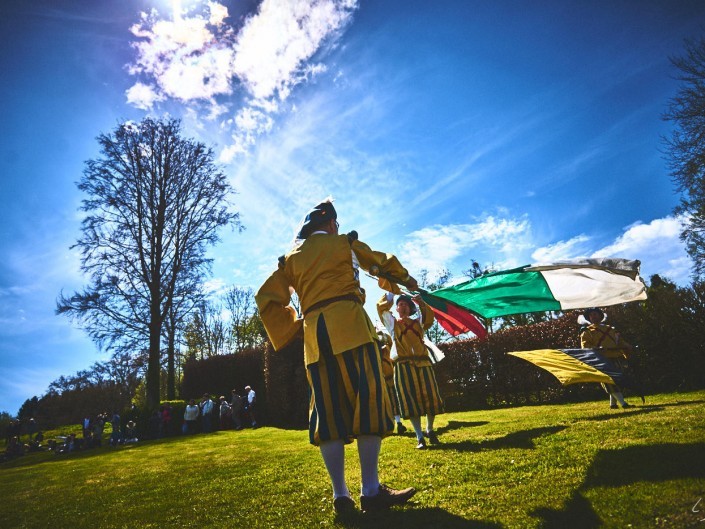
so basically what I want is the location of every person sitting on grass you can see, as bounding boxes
[2,436,25,460]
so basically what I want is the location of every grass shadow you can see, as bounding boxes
[531,491,601,529]
[437,420,490,434]
[530,442,705,528]
[582,406,664,422]
[582,442,705,487]
[436,425,566,453]
[650,399,705,408]
[335,506,503,528]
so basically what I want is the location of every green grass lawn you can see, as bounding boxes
[2,391,704,528]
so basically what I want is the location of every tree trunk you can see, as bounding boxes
[166,327,176,400]
[146,298,162,410]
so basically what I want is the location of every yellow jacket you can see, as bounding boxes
[255,233,412,365]
[377,293,434,365]
[580,323,632,359]
[377,331,394,381]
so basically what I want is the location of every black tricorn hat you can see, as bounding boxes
[582,307,605,322]
[396,294,417,315]
[297,200,337,240]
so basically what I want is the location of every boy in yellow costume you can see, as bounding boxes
[376,329,407,434]
[377,293,445,449]
[579,307,633,409]
[255,200,417,513]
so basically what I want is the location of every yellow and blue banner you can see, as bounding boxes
[508,348,626,387]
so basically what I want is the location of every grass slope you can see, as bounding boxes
[2,391,704,529]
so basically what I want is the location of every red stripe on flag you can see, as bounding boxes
[429,305,487,338]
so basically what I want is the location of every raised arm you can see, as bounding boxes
[376,292,396,335]
[413,294,435,332]
[255,267,303,350]
[351,239,417,293]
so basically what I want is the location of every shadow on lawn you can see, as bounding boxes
[531,491,601,529]
[335,506,503,528]
[436,425,566,452]
[530,442,705,528]
[652,399,705,408]
[583,442,705,487]
[582,406,664,422]
[437,420,490,434]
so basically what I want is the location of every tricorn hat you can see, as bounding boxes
[296,200,337,240]
[582,307,605,322]
[396,294,417,315]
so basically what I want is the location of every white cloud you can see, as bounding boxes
[126,1,359,157]
[128,8,236,103]
[592,216,691,283]
[125,81,165,110]
[531,234,591,263]
[398,216,533,278]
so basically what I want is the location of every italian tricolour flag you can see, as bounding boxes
[421,258,647,321]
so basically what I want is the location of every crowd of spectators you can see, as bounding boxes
[2,384,259,461]
[180,385,258,434]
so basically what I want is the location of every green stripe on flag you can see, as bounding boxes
[431,269,561,318]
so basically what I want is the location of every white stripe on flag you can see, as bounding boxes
[541,267,647,310]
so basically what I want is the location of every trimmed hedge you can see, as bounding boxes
[181,347,267,420]
[263,338,308,428]
[435,312,604,409]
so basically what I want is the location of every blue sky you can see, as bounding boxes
[1,0,703,415]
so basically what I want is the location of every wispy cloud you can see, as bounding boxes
[531,234,592,263]
[126,0,359,159]
[210,90,409,287]
[592,216,691,283]
[397,215,533,279]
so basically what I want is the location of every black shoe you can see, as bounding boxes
[333,496,356,514]
[427,431,440,445]
[360,484,416,511]
[610,404,618,409]
[415,439,426,450]
[622,403,632,409]
[396,422,407,434]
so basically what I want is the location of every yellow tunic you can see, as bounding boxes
[580,323,631,359]
[256,233,412,366]
[377,294,435,365]
[377,331,395,382]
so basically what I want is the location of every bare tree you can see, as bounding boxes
[184,301,228,359]
[223,286,255,352]
[57,118,240,409]
[664,35,705,279]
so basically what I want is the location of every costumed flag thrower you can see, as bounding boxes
[368,266,488,339]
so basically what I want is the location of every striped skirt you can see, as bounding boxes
[306,315,394,445]
[385,377,401,417]
[394,360,445,418]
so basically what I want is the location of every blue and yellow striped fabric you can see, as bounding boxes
[508,348,625,386]
[394,361,445,418]
[306,315,394,445]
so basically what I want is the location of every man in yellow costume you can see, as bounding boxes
[255,199,417,514]
[579,307,633,409]
[377,293,445,449]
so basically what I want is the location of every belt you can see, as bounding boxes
[303,293,361,317]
